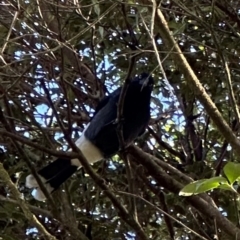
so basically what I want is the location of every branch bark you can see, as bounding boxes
[152,5,240,156]
[0,164,56,240]
[128,145,240,239]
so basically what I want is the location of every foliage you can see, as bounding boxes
[179,162,240,196]
[0,0,240,239]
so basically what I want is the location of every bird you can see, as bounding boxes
[26,72,154,201]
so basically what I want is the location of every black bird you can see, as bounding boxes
[26,72,154,201]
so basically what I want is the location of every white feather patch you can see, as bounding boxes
[70,123,103,167]
[25,174,54,201]
[25,174,39,188]
[25,123,103,201]
[31,188,46,201]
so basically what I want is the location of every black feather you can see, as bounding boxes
[26,72,154,200]
[85,73,153,157]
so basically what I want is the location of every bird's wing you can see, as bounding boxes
[94,95,110,116]
[93,88,121,116]
[84,88,121,148]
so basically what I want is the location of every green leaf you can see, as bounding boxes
[223,162,240,184]
[179,177,228,196]
[92,0,100,16]
[140,7,148,13]
[99,26,104,39]
[217,183,236,192]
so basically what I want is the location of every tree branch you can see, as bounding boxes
[128,145,240,239]
[0,163,56,240]
[152,5,240,157]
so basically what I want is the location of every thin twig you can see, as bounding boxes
[59,133,149,240]
[115,53,142,226]
[209,19,240,123]
[117,191,209,240]
[148,127,185,161]
[128,145,240,239]
[154,6,240,157]
[0,129,79,159]
[0,163,56,240]
[41,69,148,239]
[0,107,56,207]
[0,196,52,218]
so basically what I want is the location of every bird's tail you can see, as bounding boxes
[25,158,78,201]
